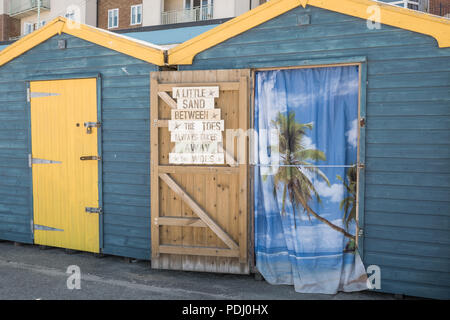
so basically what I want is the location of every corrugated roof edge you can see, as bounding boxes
[114,18,233,34]
[0,18,232,47]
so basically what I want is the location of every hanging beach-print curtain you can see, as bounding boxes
[254,66,368,294]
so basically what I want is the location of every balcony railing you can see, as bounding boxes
[386,0,429,11]
[9,0,51,18]
[161,5,214,25]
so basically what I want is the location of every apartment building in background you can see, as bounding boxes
[0,0,448,41]
[0,0,20,41]
[95,0,450,30]
[97,0,268,30]
[0,0,97,40]
[382,0,449,16]
[429,0,450,16]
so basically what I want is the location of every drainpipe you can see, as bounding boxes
[37,0,41,29]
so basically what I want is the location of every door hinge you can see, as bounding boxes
[29,154,62,167]
[358,228,364,237]
[80,156,101,161]
[84,121,101,134]
[34,224,64,232]
[85,207,102,214]
[28,90,61,102]
[358,162,365,170]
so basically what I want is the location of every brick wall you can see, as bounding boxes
[8,15,20,39]
[0,14,6,41]
[429,0,450,16]
[97,0,144,30]
[0,14,20,41]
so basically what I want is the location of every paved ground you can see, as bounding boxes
[0,241,395,300]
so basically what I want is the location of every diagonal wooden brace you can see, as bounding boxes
[159,173,239,251]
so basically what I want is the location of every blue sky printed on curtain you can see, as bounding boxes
[254,66,368,294]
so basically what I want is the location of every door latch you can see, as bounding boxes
[85,207,102,214]
[360,117,366,128]
[84,121,101,134]
[80,156,101,161]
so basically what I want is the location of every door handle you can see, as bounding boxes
[80,156,101,161]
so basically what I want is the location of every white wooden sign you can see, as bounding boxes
[177,98,215,110]
[169,86,224,165]
[171,132,223,143]
[168,120,224,132]
[169,153,225,165]
[172,109,221,120]
[173,87,219,99]
[172,142,219,153]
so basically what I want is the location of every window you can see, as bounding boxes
[24,22,34,35]
[65,11,75,20]
[108,8,119,29]
[184,0,201,9]
[131,4,142,25]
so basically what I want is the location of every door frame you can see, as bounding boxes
[26,72,104,250]
[251,56,368,259]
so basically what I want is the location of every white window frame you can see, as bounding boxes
[184,0,213,9]
[108,8,119,29]
[24,22,34,35]
[130,4,143,26]
[184,0,213,19]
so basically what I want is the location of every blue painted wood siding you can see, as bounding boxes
[180,6,450,299]
[0,34,155,260]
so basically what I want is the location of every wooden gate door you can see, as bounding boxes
[150,70,251,274]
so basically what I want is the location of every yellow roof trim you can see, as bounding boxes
[168,0,450,65]
[0,17,165,67]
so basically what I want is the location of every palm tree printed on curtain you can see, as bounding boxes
[337,166,357,229]
[337,166,358,251]
[269,111,356,241]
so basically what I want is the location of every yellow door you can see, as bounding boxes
[30,78,100,253]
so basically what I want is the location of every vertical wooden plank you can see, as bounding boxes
[191,70,207,272]
[171,71,193,270]
[248,69,256,271]
[203,70,221,271]
[150,74,160,259]
[238,75,248,263]
[357,62,367,258]
[202,69,220,272]
[228,70,240,245]
[160,70,177,270]
[216,69,235,273]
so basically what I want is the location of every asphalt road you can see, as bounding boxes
[0,241,394,300]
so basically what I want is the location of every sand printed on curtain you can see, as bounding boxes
[254,66,368,294]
